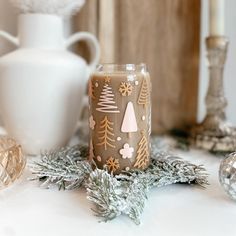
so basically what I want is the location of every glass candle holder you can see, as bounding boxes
[0,136,25,189]
[89,64,151,174]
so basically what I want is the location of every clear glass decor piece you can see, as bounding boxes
[0,136,25,189]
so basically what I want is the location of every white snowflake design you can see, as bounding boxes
[119,143,134,159]
[89,115,96,130]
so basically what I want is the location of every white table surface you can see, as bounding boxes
[0,147,236,236]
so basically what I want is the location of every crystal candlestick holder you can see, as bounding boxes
[0,136,25,189]
[191,36,236,152]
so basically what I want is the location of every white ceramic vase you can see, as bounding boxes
[0,14,100,155]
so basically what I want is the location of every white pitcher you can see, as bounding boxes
[0,14,100,155]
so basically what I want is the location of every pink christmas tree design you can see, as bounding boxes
[121,102,138,137]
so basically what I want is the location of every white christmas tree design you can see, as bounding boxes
[96,84,120,113]
[121,102,138,137]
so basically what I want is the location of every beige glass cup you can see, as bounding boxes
[88,64,151,174]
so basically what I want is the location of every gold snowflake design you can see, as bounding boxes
[106,156,120,172]
[104,76,111,83]
[119,82,133,96]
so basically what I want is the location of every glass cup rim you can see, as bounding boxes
[96,63,147,72]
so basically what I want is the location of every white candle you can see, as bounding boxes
[209,0,225,36]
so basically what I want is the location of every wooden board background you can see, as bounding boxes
[75,0,201,133]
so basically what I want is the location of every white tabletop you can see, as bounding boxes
[0,147,236,236]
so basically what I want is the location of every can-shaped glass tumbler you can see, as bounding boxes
[89,64,151,174]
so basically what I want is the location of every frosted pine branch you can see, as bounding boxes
[31,145,92,190]
[86,169,126,221]
[87,156,208,225]
[86,169,148,225]
[10,0,85,17]
[31,137,209,224]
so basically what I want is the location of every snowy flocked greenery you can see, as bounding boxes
[31,137,209,224]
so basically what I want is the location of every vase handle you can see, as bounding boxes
[0,31,19,47]
[65,32,100,73]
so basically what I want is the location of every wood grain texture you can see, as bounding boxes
[74,0,201,133]
[98,0,116,62]
[114,0,201,133]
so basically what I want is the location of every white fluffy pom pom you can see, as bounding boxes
[10,0,85,17]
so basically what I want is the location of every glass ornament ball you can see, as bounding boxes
[219,152,236,200]
[0,136,26,189]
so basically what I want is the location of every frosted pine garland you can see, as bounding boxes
[10,0,85,17]
[31,145,91,190]
[31,137,209,224]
